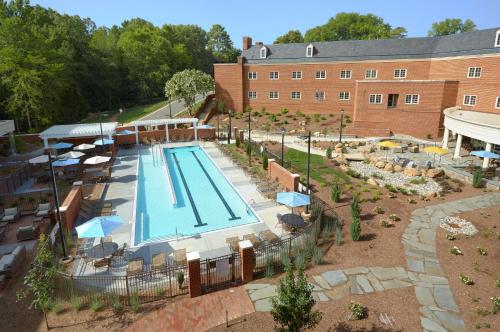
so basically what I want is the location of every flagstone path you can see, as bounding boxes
[244,193,500,332]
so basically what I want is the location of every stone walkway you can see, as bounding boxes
[244,193,500,332]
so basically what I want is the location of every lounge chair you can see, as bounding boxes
[243,233,262,248]
[173,249,187,265]
[152,252,166,270]
[35,203,51,218]
[259,230,280,244]
[16,224,40,242]
[0,245,26,278]
[93,257,111,272]
[226,236,240,252]
[1,208,19,223]
[127,258,143,275]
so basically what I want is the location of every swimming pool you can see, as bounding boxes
[133,145,259,245]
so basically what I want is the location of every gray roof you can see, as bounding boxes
[242,28,500,64]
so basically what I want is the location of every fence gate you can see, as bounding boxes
[200,253,240,293]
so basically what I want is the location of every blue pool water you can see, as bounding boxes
[134,145,258,245]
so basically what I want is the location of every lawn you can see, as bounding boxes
[117,100,169,124]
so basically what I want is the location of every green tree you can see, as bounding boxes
[164,69,213,115]
[428,18,476,36]
[271,265,322,332]
[274,30,304,44]
[207,24,240,63]
[218,100,226,114]
[304,12,407,42]
[263,154,269,170]
[350,194,361,241]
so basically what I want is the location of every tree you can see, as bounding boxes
[164,69,213,115]
[304,12,407,42]
[274,30,304,44]
[428,18,476,37]
[271,265,322,332]
[207,24,240,63]
[262,154,268,170]
[350,194,361,241]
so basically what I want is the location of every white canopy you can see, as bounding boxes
[59,151,86,159]
[84,155,111,165]
[74,143,96,151]
[39,122,118,148]
[29,155,49,164]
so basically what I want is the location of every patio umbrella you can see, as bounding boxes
[52,158,80,167]
[470,150,500,159]
[76,215,123,256]
[377,141,399,160]
[117,129,136,135]
[424,146,448,163]
[58,151,85,159]
[50,142,73,150]
[94,138,114,145]
[84,155,111,165]
[196,124,214,129]
[28,155,49,164]
[276,192,310,213]
[74,143,95,151]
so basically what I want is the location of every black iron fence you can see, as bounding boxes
[201,253,241,293]
[0,189,66,215]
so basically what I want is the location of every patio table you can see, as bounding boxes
[127,259,143,275]
[281,213,307,228]
[87,242,118,259]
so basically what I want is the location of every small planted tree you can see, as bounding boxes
[472,169,484,188]
[326,146,332,159]
[331,182,341,203]
[271,265,322,332]
[164,69,213,115]
[350,194,361,241]
[235,135,240,148]
[176,271,185,288]
[263,154,269,170]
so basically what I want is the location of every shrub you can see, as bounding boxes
[176,271,185,288]
[472,169,484,188]
[371,191,381,202]
[450,246,463,255]
[496,279,500,288]
[348,301,366,320]
[446,233,456,241]
[235,135,240,148]
[280,252,291,270]
[262,154,268,170]
[51,301,64,315]
[408,198,417,204]
[130,292,140,313]
[409,189,418,195]
[90,295,103,312]
[326,147,332,159]
[410,177,427,185]
[346,168,361,179]
[384,183,398,193]
[372,206,384,214]
[335,224,343,246]
[459,274,474,285]
[379,219,394,228]
[293,247,306,269]
[388,214,401,222]
[331,182,341,203]
[350,195,361,241]
[312,247,324,265]
[281,108,289,114]
[265,255,275,277]
[492,296,500,314]
[371,173,384,180]
[110,293,124,314]
[396,187,410,195]
[71,296,85,312]
[476,247,487,256]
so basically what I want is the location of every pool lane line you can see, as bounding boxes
[172,153,207,228]
[191,151,241,221]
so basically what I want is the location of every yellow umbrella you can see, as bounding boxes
[377,141,398,148]
[423,146,448,155]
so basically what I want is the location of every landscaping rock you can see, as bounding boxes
[375,161,386,169]
[425,192,437,200]
[384,163,394,172]
[394,165,403,172]
[404,168,418,177]
[367,178,378,186]
[344,153,366,161]
[335,143,343,149]
[427,168,444,178]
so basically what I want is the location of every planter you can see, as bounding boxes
[301,212,311,222]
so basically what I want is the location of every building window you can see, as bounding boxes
[369,94,383,104]
[291,91,301,100]
[292,71,302,79]
[269,71,279,80]
[496,30,500,47]
[306,44,314,57]
[315,70,326,79]
[467,67,481,78]
[405,94,420,104]
[496,97,500,109]
[463,95,477,106]
[248,91,257,99]
[365,69,377,79]
[269,91,279,99]
[339,92,350,100]
[315,91,325,101]
[394,69,407,78]
[387,94,399,108]
[248,72,257,80]
[340,70,352,79]
[260,46,267,59]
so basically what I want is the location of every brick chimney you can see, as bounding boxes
[242,36,252,50]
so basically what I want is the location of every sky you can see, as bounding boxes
[31,0,500,47]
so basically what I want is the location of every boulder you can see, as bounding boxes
[344,153,366,161]
[408,146,419,153]
[425,191,437,200]
[334,147,344,154]
[420,170,427,177]
[394,165,403,172]
[367,178,378,186]
[335,143,343,149]
[427,168,444,178]
[384,163,394,172]
[314,131,321,137]
[375,161,386,169]
[339,164,349,172]
[335,156,348,165]
[404,168,418,177]
[369,156,379,164]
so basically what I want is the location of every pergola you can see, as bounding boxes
[39,122,119,148]
[131,118,199,144]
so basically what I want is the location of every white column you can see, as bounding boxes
[134,125,139,145]
[483,143,492,169]
[194,122,198,141]
[166,124,170,143]
[107,134,112,139]
[43,138,49,148]
[442,128,450,149]
[454,134,463,159]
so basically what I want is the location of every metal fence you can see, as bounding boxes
[245,139,292,169]
[0,189,66,215]
[200,253,241,293]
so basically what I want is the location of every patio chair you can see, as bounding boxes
[173,249,187,265]
[243,233,262,248]
[34,203,51,218]
[93,257,111,272]
[1,208,19,223]
[259,230,280,244]
[152,252,166,270]
[127,258,144,275]
[225,236,240,252]
[16,224,40,242]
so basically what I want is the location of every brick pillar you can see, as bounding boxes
[233,127,239,141]
[239,130,244,143]
[238,240,254,283]
[268,158,276,178]
[187,251,202,298]
[291,174,300,192]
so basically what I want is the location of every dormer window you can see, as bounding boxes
[260,46,267,58]
[496,29,500,47]
[306,44,314,57]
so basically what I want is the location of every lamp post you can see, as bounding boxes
[47,152,68,259]
[280,127,286,166]
[339,109,345,143]
[217,112,220,140]
[227,109,233,144]
[248,110,251,166]
[305,130,311,213]
[169,98,172,118]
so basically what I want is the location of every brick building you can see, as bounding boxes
[214,28,500,138]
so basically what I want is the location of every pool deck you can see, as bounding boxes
[76,141,289,275]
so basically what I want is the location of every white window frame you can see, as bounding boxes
[315,91,325,101]
[248,72,257,80]
[463,95,477,106]
[405,94,420,105]
[292,71,302,80]
[339,91,350,101]
[315,70,326,79]
[306,44,314,57]
[394,69,407,78]
[365,69,377,79]
[269,71,279,80]
[269,91,279,100]
[369,94,383,105]
[260,46,267,59]
[496,97,500,109]
[467,67,481,78]
[495,29,500,47]
[340,70,352,79]
[291,91,301,100]
[248,91,257,99]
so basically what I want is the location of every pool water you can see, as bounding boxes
[134,145,258,245]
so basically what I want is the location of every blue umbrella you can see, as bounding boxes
[94,138,114,145]
[197,124,214,129]
[50,142,73,150]
[277,192,310,213]
[117,129,136,135]
[76,215,123,238]
[52,158,80,167]
[470,150,500,159]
